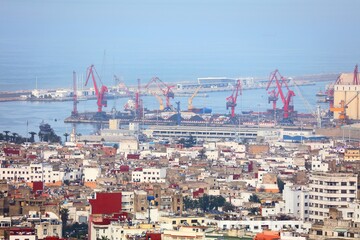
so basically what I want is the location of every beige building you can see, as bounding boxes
[344,148,360,161]
[333,71,360,120]
[309,172,358,222]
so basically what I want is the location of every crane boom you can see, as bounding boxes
[146,77,175,110]
[85,65,108,113]
[226,80,242,118]
[188,85,202,110]
[266,69,295,119]
[151,92,164,111]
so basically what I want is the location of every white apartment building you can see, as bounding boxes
[309,172,358,222]
[83,167,101,182]
[121,191,135,213]
[0,163,62,184]
[210,219,311,233]
[283,184,310,221]
[132,168,166,183]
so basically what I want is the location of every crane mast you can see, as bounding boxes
[226,80,242,118]
[188,85,202,110]
[71,71,78,117]
[266,69,295,120]
[145,77,175,111]
[85,65,108,113]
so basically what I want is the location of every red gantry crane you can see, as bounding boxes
[226,79,242,118]
[145,77,175,111]
[85,64,108,113]
[266,69,295,120]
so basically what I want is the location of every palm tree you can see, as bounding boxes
[0,133,4,141]
[38,132,44,142]
[60,208,69,236]
[29,132,37,143]
[3,131,10,142]
[11,133,18,143]
[63,133,69,142]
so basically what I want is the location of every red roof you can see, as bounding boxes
[89,192,122,215]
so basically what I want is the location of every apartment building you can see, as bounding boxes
[131,168,166,183]
[0,163,62,184]
[309,172,358,222]
[283,184,310,221]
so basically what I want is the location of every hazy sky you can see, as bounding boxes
[1,0,360,88]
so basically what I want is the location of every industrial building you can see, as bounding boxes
[332,66,360,120]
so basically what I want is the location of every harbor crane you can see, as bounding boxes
[188,85,202,111]
[114,75,132,97]
[85,64,108,113]
[135,79,143,118]
[226,80,242,118]
[330,93,360,124]
[145,77,175,111]
[151,91,165,111]
[266,69,295,119]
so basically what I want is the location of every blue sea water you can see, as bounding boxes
[0,81,329,139]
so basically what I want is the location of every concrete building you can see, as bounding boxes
[131,168,167,183]
[309,172,358,222]
[333,70,360,120]
[0,163,62,185]
[283,184,310,221]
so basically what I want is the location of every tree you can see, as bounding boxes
[11,133,18,143]
[277,177,285,193]
[223,202,236,212]
[29,132,37,142]
[60,208,69,236]
[3,131,10,142]
[198,148,207,160]
[38,132,44,142]
[198,194,210,212]
[249,207,260,215]
[249,194,261,203]
[98,236,110,240]
[63,133,69,142]
[183,196,194,211]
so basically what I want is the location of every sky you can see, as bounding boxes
[0,0,360,89]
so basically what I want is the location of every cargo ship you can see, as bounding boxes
[189,107,212,114]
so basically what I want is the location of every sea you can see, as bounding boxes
[0,81,330,141]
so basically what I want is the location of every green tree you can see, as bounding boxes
[63,133,69,142]
[198,148,207,160]
[249,207,260,215]
[29,132,37,142]
[223,202,236,212]
[3,131,10,142]
[277,177,285,193]
[198,194,210,212]
[183,196,193,211]
[98,236,110,240]
[11,133,18,142]
[249,194,261,203]
[60,208,69,236]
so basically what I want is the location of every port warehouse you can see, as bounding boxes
[142,125,323,141]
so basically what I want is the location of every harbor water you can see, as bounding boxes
[0,81,330,140]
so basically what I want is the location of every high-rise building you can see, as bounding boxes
[309,172,358,222]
